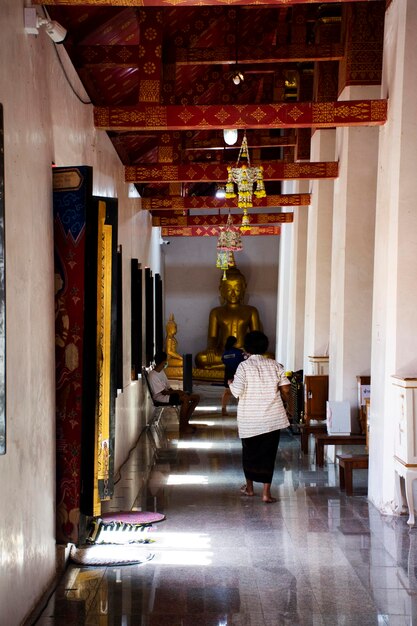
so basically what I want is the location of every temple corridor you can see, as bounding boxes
[30,384,414,626]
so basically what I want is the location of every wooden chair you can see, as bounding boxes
[299,422,327,454]
[315,433,366,467]
[300,375,329,454]
[337,453,369,495]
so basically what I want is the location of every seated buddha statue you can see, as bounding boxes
[195,266,262,370]
[165,313,183,367]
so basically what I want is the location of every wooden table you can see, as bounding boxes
[298,423,327,454]
[337,453,369,495]
[315,433,366,467]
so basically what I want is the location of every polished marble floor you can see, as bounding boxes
[32,384,417,625]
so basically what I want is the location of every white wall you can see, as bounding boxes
[0,3,158,624]
[164,234,279,361]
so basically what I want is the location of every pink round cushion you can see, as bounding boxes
[100,511,166,524]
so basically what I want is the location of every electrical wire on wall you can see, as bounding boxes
[42,6,92,106]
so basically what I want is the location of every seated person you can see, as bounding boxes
[148,351,200,433]
[221,335,244,416]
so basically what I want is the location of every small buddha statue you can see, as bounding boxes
[165,313,183,367]
[195,266,262,370]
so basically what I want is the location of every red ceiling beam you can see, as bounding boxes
[161,225,282,237]
[174,44,345,66]
[34,0,384,6]
[75,43,344,68]
[142,194,310,211]
[74,46,140,69]
[152,213,293,227]
[183,133,297,151]
[95,100,387,132]
[127,162,337,183]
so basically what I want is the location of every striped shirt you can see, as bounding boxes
[229,355,290,439]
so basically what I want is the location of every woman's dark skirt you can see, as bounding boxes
[241,429,281,484]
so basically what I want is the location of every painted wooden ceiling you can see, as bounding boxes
[39,0,386,200]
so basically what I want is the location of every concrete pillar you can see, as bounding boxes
[368,0,417,514]
[329,85,379,421]
[276,184,293,368]
[279,180,308,372]
[303,129,335,375]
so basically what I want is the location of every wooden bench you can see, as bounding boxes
[337,453,369,495]
[315,433,366,467]
[299,423,327,454]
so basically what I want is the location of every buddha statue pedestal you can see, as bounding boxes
[192,366,225,383]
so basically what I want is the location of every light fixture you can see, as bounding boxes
[223,129,238,146]
[232,71,244,86]
[231,8,244,86]
[24,8,67,44]
[215,186,226,199]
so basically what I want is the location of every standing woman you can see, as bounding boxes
[229,330,290,503]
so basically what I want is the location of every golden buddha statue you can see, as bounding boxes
[195,266,262,370]
[165,313,183,367]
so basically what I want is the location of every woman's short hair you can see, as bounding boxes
[244,331,269,355]
[224,336,237,350]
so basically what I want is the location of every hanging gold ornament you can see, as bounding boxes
[224,132,266,231]
[216,213,242,277]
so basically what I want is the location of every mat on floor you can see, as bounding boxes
[87,511,166,544]
[70,544,155,566]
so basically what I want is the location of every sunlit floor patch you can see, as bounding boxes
[167,474,208,485]
[194,405,221,412]
[176,441,214,449]
[148,531,213,565]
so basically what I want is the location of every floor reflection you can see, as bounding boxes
[31,384,417,626]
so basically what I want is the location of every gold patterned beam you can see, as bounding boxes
[74,43,343,69]
[127,162,337,183]
[142,193,310,210]
[152,213,293,227]
[34,0,385,6]
[95,100,387,132]
[125,161,339,183]
[161,225,282,237]
[74,45,140,68]
[174,43,344,65]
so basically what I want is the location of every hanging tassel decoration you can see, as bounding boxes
[240,207,251,232]
[254,166,266,198]
[225,167,236,198]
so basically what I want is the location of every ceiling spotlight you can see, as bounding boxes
[232,71,244,86]
[215,186,226,199]
[24,8,67,44]
[223,129,238,146]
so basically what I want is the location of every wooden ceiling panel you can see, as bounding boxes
[42,1,386,200]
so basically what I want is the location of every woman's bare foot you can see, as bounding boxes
[262,496,277,503]
[240,484,255,496]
